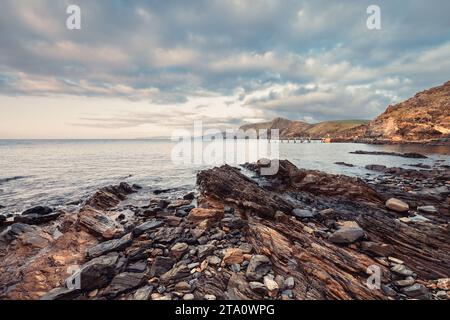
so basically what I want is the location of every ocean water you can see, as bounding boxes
[0,139,448,216]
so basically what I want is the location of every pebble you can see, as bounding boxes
[386,198,409,213]
[204,294,217,300]
[183,293,195,300]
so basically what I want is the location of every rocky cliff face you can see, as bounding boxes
[1,160,448,300]
[363,81,450,143]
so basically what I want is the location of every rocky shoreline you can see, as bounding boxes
[0,159,449,300]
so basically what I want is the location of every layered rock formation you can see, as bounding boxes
[0,160,449,300]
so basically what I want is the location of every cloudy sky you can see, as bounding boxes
[1,0,449,138]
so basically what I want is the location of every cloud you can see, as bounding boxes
[0,0,449,137]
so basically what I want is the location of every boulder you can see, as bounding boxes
[246,255,272,281]
[386,198,409,213]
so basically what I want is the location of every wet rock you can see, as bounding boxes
[22,206,53,216]
[386,198,409,213]
[365,164,387,172]
[150,256,175,277]
[328,224,365,244]
[170,242,189,260]
[40,287,80,300]
[85,182,135,210]
[132,220,164,238]
[351,150,427,159]
[78,207,124,240]
[15,211,61,225]
[292,208,316,219]
[335,162,354,167]
[86,233,132,259]
[183,192,196,200]
[104,272,147,298]
[246,255,272,281]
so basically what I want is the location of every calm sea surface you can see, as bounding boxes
[0,139,448,216]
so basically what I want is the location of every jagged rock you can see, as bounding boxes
[170,242,189,260]
[263,275,279,297]
[40,287,80,300]
[85,182,135,210]
[78,207,124,240]
[436,278,450,290]
[69,253,119,291]
[197,244,215,259]
[126,261,148,273]
[402,284,431,299]
[160,265,190,283]
[15,211,61,225]
[150,256,175,277]
[292,208,316,219]
[22,206,53,216]
[246,255,272,281]
[222,248,244,266]
[227,273,260,300]
[187,208,223,224]
[104,272,147,298]
[133,286,153,300]
[386,198,409,213]
[132,220,164,238]
[167,200,192,210]
[328,224,365,244]
[284,277,295,290]
[249,282,267,295]
[86,233,132,259]
[183,192,196,200]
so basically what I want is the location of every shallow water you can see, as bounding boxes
[0,139,448,215]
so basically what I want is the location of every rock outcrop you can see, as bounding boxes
[0,161,449,300]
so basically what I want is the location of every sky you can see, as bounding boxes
[0,0,450,139]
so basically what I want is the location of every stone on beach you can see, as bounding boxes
[246,255,272,281]
[385,198,409,213]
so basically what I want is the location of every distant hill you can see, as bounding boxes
[239,118,369,139]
